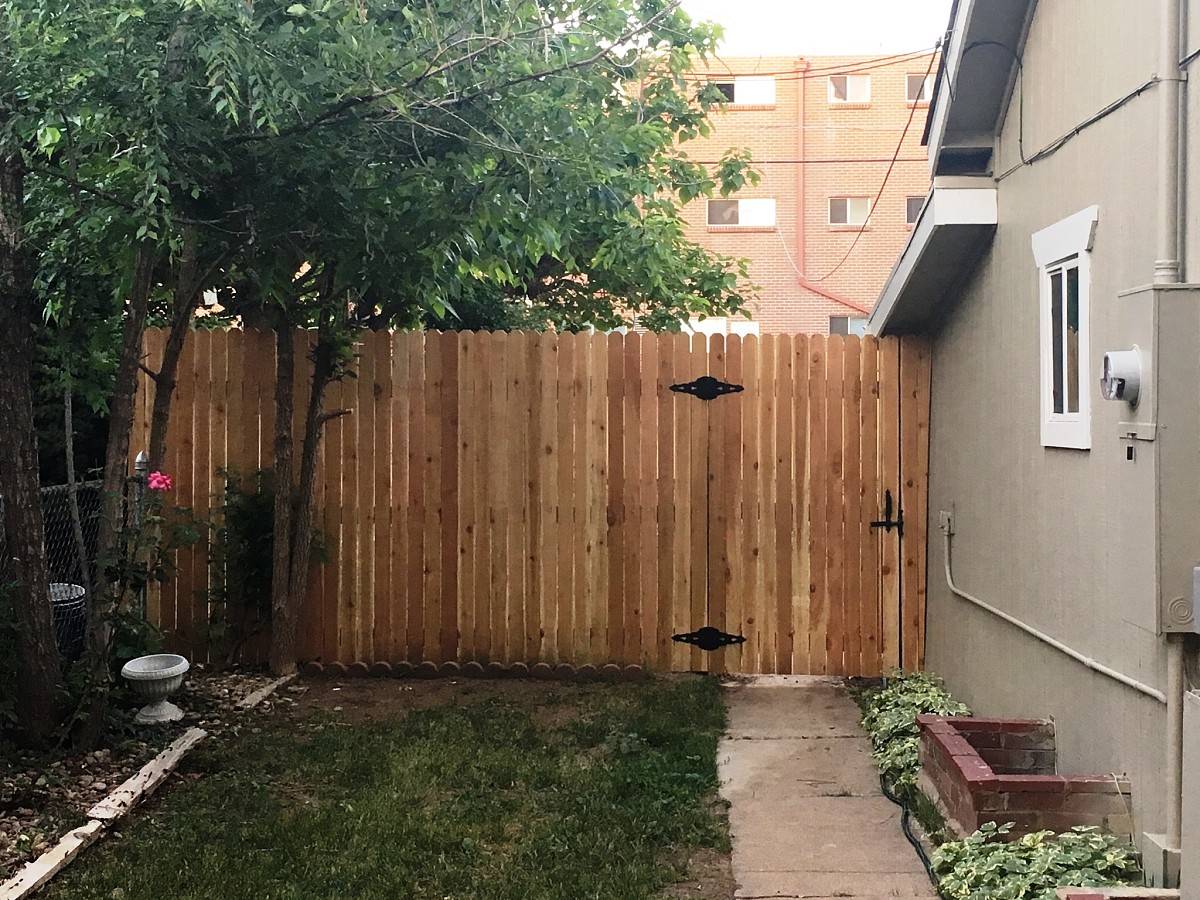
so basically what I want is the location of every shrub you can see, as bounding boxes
[858,670,970,793]
[931,822,1141,900]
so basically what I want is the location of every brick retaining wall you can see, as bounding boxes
[918,714,1133,839]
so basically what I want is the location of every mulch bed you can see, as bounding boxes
[0,667,283,880]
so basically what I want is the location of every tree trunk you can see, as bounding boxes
[0,147,62,746]
[148,225,202,470]
[268,322,296,674]
[76,243,156,748]
[268,307,342,675]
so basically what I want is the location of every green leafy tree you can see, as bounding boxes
[3,0,760,708]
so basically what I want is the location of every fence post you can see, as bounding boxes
[132,451,149,619]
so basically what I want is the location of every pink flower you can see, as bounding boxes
[148,471,174,491]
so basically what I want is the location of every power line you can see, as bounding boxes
[695,47,939,81]
[812,46,939,283]
[690,157,927,165]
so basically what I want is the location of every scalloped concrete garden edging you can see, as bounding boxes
[298,659,649,680]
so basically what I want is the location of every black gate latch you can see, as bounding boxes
[869,489,904,536]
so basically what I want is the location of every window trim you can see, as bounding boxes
[828,74,870,104]
[1033,206,1099,450]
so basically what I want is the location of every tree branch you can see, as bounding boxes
[318,408,352,425]
[230,2,681,143]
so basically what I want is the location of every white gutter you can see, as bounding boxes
[941,525,1166,704]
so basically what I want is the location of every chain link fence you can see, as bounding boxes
[0,458,146,664]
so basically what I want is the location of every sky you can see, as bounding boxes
[677,0,953,57]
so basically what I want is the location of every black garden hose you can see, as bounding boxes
[878,773,952,900]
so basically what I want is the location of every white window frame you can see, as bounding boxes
[707,198,776,227]
[830,315,868,336]
[829,196,871,226]
[711,75,776,106]
[906,73,934,103]
[828,74,870,104]
[1032,206,1099,450]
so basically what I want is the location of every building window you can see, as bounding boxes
[708,198,776,227]
[906,74,934,103]
[906,196,924,224]
[830,316,868,336]
[829,197,871,226]
[828,74,870,103]
[710,75,776,106]
[1032,206,1099,449]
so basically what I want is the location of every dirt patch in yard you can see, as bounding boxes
[291,673,617,730]
[656,847,736,899]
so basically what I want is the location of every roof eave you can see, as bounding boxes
[869,183,998,336]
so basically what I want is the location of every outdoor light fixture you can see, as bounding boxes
[1100,346,1142,405]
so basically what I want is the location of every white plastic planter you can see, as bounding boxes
[121,654,190,724]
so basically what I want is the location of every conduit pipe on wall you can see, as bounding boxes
[1167,636,1184,849]
[940,527,1167,704]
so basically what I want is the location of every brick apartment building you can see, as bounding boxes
[678,53,937,335]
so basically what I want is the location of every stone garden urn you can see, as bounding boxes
[120,653,190,724]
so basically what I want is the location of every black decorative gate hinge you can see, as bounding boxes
[670,376,743,401]
[672,626,746,651]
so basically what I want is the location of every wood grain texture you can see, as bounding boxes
[133,329,928,675]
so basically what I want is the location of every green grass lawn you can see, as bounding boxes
[45,676,729,900]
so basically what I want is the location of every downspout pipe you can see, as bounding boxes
[941,527,1166,704]
[1154,0,1186,866]
[1155,0,1184,283]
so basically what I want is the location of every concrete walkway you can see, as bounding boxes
[718,676,938,900]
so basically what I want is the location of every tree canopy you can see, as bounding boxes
[15,0,757,334]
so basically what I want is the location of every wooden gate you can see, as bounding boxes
[136,328,929,676]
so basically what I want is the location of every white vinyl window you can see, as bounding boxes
[829,197,871,226]
[711,76,776,106]
[1032,207,1099,449]
[830,316,868,336]
[707,198,776,227]
[828,74,870,103]
[906,74,934,103]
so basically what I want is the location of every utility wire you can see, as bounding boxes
[697,47,939,81]
[994,77,1157,181]
[811,46,938,283]
[690,157,927,165]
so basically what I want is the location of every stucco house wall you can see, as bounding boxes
[917,0,1187,842]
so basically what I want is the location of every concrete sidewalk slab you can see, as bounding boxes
[719,677,938,900]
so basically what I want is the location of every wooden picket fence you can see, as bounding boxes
[135,327,929,676]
